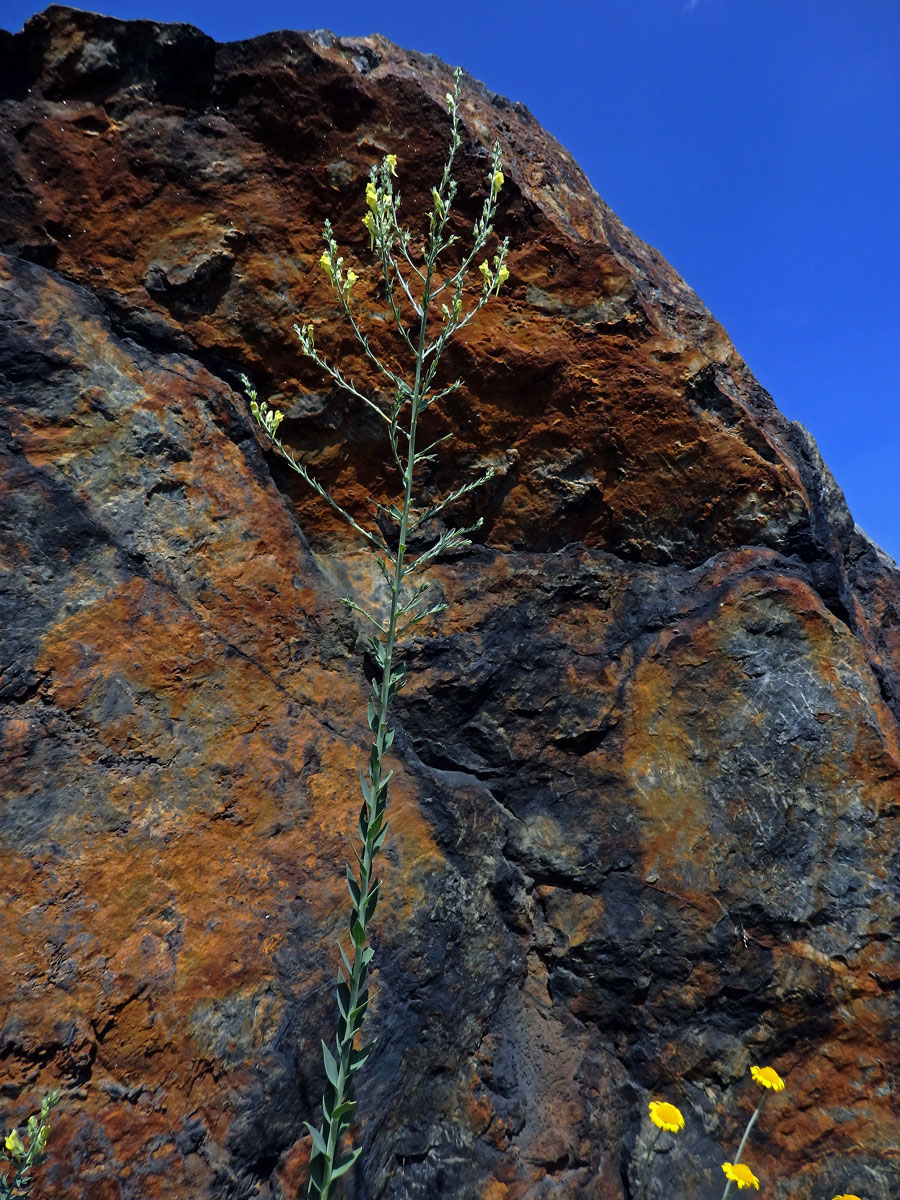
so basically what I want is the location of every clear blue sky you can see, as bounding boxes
[5,1,899,562]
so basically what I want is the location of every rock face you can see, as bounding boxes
[2,7,899,1199]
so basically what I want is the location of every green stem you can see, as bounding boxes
[720,1099,762,1200]
[307,222,439,1200]
[635,1126,662,1200]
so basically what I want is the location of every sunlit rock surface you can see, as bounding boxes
[2,7,899,1198]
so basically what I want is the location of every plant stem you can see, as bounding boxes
[635,1126,662,1200]
[308,225,439,1200]
[721,1100,762,1200]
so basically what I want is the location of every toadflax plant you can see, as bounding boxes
[0,1091,60,1200]
[243,66,509,1199]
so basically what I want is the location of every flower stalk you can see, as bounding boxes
[720,1065,784,1198]
[244,65,508,1198]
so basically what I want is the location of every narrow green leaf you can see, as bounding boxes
[330,1098,357,1127]
[338,943,353,977]
[351,919,366,948]
[330,1146,363,1180]
[346,866,361,907]
[349,1042,374,1072]
[336,978,352,1021]
[375,769,393,796]
[304,1122,329,1159]
[321,1040,340,1088]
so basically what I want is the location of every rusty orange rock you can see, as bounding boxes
[1,7,899,1199]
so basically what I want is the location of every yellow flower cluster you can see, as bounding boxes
[478,259,510,290]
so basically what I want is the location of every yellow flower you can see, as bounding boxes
[750,1065,785,1092]
[832,1195,863,1199]
[366,181,378,213]
[492,168,504,197]
[479,261,491,281]
[497,265,509,287]
[445,91,453,110]
[362,211,376,249]
[386,154,397,177]
[648,1101,684,1133]
[345,269,358,291]
[722,1162,759,1190]
[4,1129,25,1157]
[319,252,334,281]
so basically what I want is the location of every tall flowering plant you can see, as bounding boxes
[244,66,509,1199]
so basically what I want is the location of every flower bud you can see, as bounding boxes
[362,211,376,250]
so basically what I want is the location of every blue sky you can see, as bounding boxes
[5,0,899,562]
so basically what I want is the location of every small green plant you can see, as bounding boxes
[0,1091,60,1200]
[244,66,509,1199]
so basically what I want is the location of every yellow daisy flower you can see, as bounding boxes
[832,1195,863,1200]
[648,1101,685,1133]
[750,1065,785,1091]
[722,1162,759,1190]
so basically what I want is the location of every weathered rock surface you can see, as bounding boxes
[2,7,899,1198]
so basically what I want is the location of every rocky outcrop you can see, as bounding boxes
[1,7,899,1198]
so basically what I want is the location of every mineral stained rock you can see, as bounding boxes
[1,7,899,1199]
